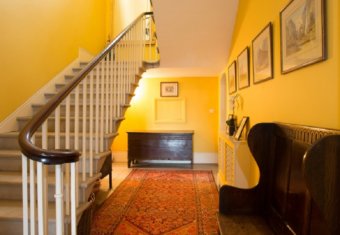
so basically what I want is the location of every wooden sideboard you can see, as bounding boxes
[127,130,194,167]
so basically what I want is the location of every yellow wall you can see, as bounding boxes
[113,77,218,154]
[225,0,340,129]
[113,0,150,37]
[0,0,109,122]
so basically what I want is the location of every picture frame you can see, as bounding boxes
[252,23,273,84]
[234,116,249,140]
[160,82,178,97]
[228,61,237,95]
[237,47,250,89]
[280,0,326,74]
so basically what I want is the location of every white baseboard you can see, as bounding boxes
[0,48,94,133]
[112,151,218,164]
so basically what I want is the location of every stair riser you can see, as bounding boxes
[55,83,138,94]
[45,93,133,104]
[0,155,106,173]
[0,182,88,203]
[18,117,121,133]
[34,136,115,151]
[0,219,59,235]
[32,104,127,117]
[64,73,141,82]
[0,157,21,171]
[0,134,116,151]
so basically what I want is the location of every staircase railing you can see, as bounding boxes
[18,12,158,235]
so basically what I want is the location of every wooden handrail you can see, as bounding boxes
[18,12,153,165]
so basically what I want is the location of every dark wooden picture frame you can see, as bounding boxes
[234,116,249,140]
[252,23,273,84]
[228,61,237,95]
[280,0,326,74]
[237,47,250,89]
[160,82,179,97]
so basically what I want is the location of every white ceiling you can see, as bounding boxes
[143,0,239,78]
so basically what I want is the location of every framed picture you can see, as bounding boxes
[234,116,249,140]
[237,47,250,89]
[280,0,326,74]
[252,23,273,83]
[160,82,178,97]
[228,61,237,94]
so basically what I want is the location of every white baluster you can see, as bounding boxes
[117,44,121,118]
[82,77,87,181]
[65,97,70,215]
[127,33,130,99]
[74,86,80,208]
[75,86,79,150]
[55,164,64,235]
[42,121,48,234]
[90,69,94,177]
[141,18,144,66]
[149,16,152,61]
[105,54,110,136]
[130,29,133,90]
[70,162,77,235]
[109,49,114,133]
[133,28,136,84]
[55,106,60,149]
[113,46,118,119]
[142,17,146,62]
[100,60,105,152]
[29,159,36,235]
[22,155,28,235]
[95,62,100,154]
[122,37,127,107]
[37,162,45,235]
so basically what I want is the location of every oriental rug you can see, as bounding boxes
[91,169,219,235]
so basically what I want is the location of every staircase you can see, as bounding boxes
[0,12,159,235]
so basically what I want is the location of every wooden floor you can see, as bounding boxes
[95,162,218,206]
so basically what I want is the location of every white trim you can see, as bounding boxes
[112,151,218,164]
[0,48,94,133]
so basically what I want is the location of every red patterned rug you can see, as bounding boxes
[91,169,219,235]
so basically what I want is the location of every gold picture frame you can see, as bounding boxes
[228,61,237,95]
[234,116,249,140]
[237,47,250,89]
[160,82,179,97]
[280,0,326,74]
[252,23,274,84]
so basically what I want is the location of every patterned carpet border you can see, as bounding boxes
[91,169,219,235]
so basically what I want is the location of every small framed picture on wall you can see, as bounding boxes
[160,82,179,97]
[237,47,250,89]
[234,116,249,140]
[228,61,237,95]
[280,0,326,74]
[252,23,273,83]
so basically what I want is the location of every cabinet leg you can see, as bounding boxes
[109,171,112,189]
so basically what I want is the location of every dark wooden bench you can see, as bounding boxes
[218,123,340,235]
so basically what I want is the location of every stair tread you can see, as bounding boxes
[0,200,24,219]
[0,199,91,220]
[32,103,130,107]
[0,171,101,187]
[17,115,125,121]
[0,131,118,138]
[0,150,21,157]
[0,148,109,159]
[0,132,18,138]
